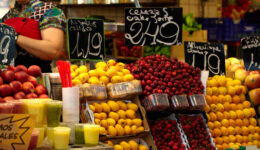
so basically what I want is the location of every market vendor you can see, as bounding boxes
[1,0,66,72]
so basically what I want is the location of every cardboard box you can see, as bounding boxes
[171,30,208,62]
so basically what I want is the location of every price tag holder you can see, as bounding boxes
[67,18,105,60]
[125,8,182,46]
[0,114,35,150]
[171,95,189,110]
[184,41,225,77]
[241,36,260,71]
[0,24,15,65]
[189,94,207,110]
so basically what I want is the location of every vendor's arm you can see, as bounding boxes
[16,27,64,60]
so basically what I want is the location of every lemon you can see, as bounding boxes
[71,72,78,79]
[107,59,116,66]
[108,100,119,112]
[78,65,88,74]
[123,74,134,82]
[99,127,107,134]
[96,69,107,77]
[124,125,131,135]
[89,104,95,112]
[95,61,107,69]
[106,69,117,78]
[95,119,101,125]
[138,145,148,150]
[100,112,107,120]
[107,118,116,126]
[99,76,109,85]
[133,118,142,127]
[115,62,125,71]
[78,73,89,83]
[88,70,98,77]
[116,124,125,136]
[101,120,108,128]
[94,113,102,119]
[128,140,138,150]
[109,112,119,122]
[122,69,131,75]
[126,110,135,119]
[131,125,137,135]
[108,126,117,136]
[111,75,122,83]
[72,79,82,86]
[117,72,124,77]
[114,145,123,150]
[106,140,113,146]
[120,141,130,150]
[71,64,78,71]
[118,119,126,127]
[117,101,127,111]
[93,103,103,113]
[126,119,132,126]
[88,77,100,85]
[117,110,126,119]
[101,102,110,113]
[127,103,138,112]
[136,126,144,133]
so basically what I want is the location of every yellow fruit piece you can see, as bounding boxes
[93,103,103,113]
[107,118,116,126]
[106,140,113,146]
[230,103,237,110]
[78,65,88,74]
[213,128,221,137]
[208,122,214,129]
[127,103,138,112]
[214,121,221,128]
[118,119,126,127]
[116,124,125,136]
[114,144,123,150]
[249,118,257,126]
[101,120,108,128]
[221,126,228,136]
[232,95,240,104]
[108,126,117,136]
[95,119,101,125]
[243,108,252,118]
[95,62,107,69]
[204,105,210,113]
[222,136,229,143]
[128,140,138,150]
[223,111,230,119]
[88,77,100,85]
[109,112,119,122]
[241,85,247,94]
[234,85,243,95]
[99,76,110,85]
[131,125,137,135]
[210,104,218,113]
[107,59,116,66]
[71,64,78,71]
[242,126,249,136]
[233,79,242,85]
[99,127,107,135]
[243,101,251,108]
[115,62,125,71]
[108,101,119,112]
[137,126,144,133]
[229,119,236,127]
[206,95,212,104]
[122,69,131,75]
[248,125,256,134]
[236,135,243,143]
[229,111,237,120]
[228,126,236,135]
[218,87,227,95]
[211,87,219,95]
[126,119,132,126]
[124,125,132,135]
[249,108,256,117]
[216,112,224,121]
[117,101,127,111]
[206,88,213,96]
[236,110,245,119]
[126,110,136,119]
[100,112,107,120]
[133,119,143,127]
[227,86,236,96]
[72,79,82,86]
[89,104,95,112]
[78,73,89,83]
[111,75,122,83]
[101,103,110,113]
[117,72,124,77]
[106,69,118,78]
[243,118,249,126]
[211,96,218,104]
[209,79,218,87]
[138,145,148,150]
[239,94,246,102]
[229,135,236,143]
[235,119,243,127]
[123,74,134,82]
[218,95,225,103]
[217,76,227,86]
[217,104,224,112]
[216,137,223,145]
[71,72,78,79]
[117,110,126,119]
[221,119,229,127]
[96,68,107,77]
[224,95,232,103]
[235,126,241,135]
[237,104,244,110]
[94,113,102,120]
[209,112,217,122]
[243,136,249,143]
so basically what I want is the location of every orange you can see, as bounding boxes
[243,108,252,118]
[230,103,237,110]
[206,114,210,121]
[242,126,249,136]
[216,145,222,150]
[218,87,227,95]
[211,96,218,104]
[248,125,256,134]
[228,126,236,135]
[216,104,224,112]
[213,128,222,137]
[222,143,229,150]
[210,79,218,87]
[212,87,219,95]
[223,102,231,111]
[224,95,232,103]
[221,126,228,136]
[235,119,243,126]
[255,126,260,134]
[222,136,229,143]
[243,101,251,108]
[221,119,229,127]
[223,111,230,119]
[253,133,259,140]
[236,110,245,119]
[206,88,213,96]
[210,104,218,112]
[239,94,246,102]
[216,137,223,145]
[207,80,211,87]
[229,111,237,119]
[243,136,249,143]
[243,118,249,126]
[235,126,242,135]
[237,104,244,110]
[229,119,236,127]
[236,135,243,143]
[204,105,210,113]
[248,134,255,142]
[232,95,240,104]
[249,118,257,126]
[233,79,242,85]
[241,85,247,94]
[249,108,256,117]
[208,122,214,129]
[227,86,236,96]
[216,112,224,121]
[229,135,236,143]
[218,95,225,103]
[214,121,221,128]
[248,142,253,145]
[206,95,212,104]
[217,76,227,86]
[209,112,217,122]
[234,85,243,95]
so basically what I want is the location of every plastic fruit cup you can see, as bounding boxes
[39,98,53,125]
[28,129,39,150]
[84,124,100,146]
[34,127,45,147]
[26,100,44,127]
[0,103,14,113]
[46,127,55,146]
[53,126,71,149]
[74,124,85,144]
[46,101,62,127]
[7,100,24,114]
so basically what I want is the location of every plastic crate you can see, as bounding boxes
[200,18,224,41]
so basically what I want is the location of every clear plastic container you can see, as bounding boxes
[170,95,190,110]
[107,80,142,99]
[80,84,107,100]
[142,94,169,112]
[84,124,100,146]
[0,102,14,113]
[74,124,85,144]
[188,94,207,110]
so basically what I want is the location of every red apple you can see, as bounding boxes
[0,84,13,97]
[15,65,27,73]
[14,91,26,99]
[28,65,41,77]
[0,98,6,103]
[22,82,35,93]
[249,88,260,106]
[27,76,38,86]
[3,96,14,101]
[15,71,29,83]
[6,66,15,71]
[1,70,15,83]
[26,93,38,99]
[245,74,260,90]
[39,94,49,99]
[0,77,3,85]
[35,85,47,95]
[10,81,22,93]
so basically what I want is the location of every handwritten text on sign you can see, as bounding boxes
[0,114,35,150]
[0,24,15,65]
[241,36,260,70]
[125,8,182,46]
[68,19,104,60]
[185,41,225,77]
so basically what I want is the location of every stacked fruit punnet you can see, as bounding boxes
[106,139,148,150]
[70,60,134,86]
[0,65,48,102]
[205,75,260,150]
[89,100,144,137]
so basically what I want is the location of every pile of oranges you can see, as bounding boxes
[205,75,260,150]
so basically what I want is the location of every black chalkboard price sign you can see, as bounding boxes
[241,36,260,71]
[67,18,105,60]
[184,41,225,77]
[125,8,182,46]
[0,24,15,65]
